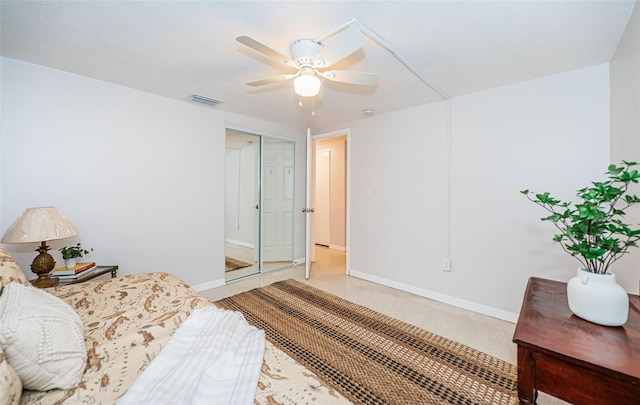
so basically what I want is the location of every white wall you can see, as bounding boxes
[610,2,640,293]
[0,55,2,225]
[346,64,611,319]
[348,101,449,297]
[0,58,305,289]
[611,2,640,159]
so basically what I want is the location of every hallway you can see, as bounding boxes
[309,245,346,276]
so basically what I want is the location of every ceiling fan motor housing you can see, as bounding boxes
[291,39,323,68]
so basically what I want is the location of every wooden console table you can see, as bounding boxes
[513,277,640,404]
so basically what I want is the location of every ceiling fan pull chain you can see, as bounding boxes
[312,96,315,116]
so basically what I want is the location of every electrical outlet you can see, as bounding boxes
[443,258,451,272]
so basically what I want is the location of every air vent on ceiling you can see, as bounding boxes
[189,94,224,106]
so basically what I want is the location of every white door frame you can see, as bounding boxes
[305,129,313,279]
[305,128,351,278]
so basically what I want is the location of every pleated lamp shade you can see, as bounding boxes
[1,207,78,243]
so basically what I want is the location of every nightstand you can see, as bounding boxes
[513,277,640,404]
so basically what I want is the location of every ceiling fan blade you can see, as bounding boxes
[236,36,296,68]
[246,73,298,87]
[319,70,379,86]
[315,26,366,68]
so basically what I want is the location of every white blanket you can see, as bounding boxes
[118,307,265,405]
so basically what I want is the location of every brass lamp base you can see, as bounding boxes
[30,241,59,288]
[31,274,60,288]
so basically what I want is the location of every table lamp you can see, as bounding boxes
[1,207,79,287]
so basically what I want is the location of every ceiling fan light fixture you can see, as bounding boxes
[293,73,321,97]
[238,25,378,105]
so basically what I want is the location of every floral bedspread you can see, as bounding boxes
[19,272,347,405]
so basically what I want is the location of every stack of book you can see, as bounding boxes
[51,262,97,281]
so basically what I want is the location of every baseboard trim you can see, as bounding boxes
[293,257,306,265]
[192,278,226,292]
[329,244,346,252]
[349,269,519,324]
[225,238,254,249]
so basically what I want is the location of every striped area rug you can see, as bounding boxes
[225,257,252,272]
[215,279,518,405]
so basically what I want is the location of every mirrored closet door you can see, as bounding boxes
[225,130,260,279]
[225,129,295,281]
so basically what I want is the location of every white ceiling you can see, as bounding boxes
[1,1,636,129]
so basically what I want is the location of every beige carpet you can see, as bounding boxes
[225,257,252,272]
[215,279,518,405]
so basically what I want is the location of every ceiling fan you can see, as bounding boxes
[236,25,379,98]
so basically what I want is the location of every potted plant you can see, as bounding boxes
[59,242,93,269]
[521,160,640,326]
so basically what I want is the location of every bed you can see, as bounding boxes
[0,248,346,404]
[1,248,520,404]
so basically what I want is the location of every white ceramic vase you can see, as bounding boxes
[64,257,78,269]
[567,268,629,326]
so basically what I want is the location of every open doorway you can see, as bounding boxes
[310,133,348,277]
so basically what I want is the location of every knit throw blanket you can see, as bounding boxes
[119,307,265,404]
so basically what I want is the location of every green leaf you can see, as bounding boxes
[625,195,640,203]
[523,161,640,274]
[542,213,565,222]
[608,164,622,174]
[536,192,560,205]
[620,170,640,183]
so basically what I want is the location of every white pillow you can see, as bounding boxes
[0,282,87,390]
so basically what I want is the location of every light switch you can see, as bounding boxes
[365,187,372,197]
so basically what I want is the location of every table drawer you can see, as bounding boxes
[534,353,640,405]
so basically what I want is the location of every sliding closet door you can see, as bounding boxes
[224,130,260,280]
[225,129,295,280]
